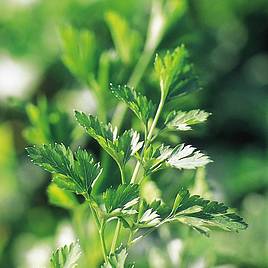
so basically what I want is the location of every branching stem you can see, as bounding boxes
[131,95,165,184]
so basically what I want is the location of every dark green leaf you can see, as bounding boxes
[103,184,139,216]
[75,111,143,167]
[170,188,248,235]
[27,144,102,196]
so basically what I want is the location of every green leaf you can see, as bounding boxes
[138,208,161,228]
[27,144,102,196]
[102,246,134,268]
[60,25,96,83]
[103,184,139,216]
[154,45,200,101]
[164,109,211,131]
[23,97,74,145]
[75,111,143,167]
[110,84,155,127]
[135,199,169,229]
[47,182,78,210]
[105,11,141,65]
[142,144,212,175]
[166,144,212,170]
[50,241,81,268]
[170,188,248,236]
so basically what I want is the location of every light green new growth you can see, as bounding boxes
[105,11,141,65]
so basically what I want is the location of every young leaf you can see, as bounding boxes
[110,84,155,127]
[103,184,139,217]
[102,246,134,268]
[164,109,211,131]
[27,144,102,196]
[50,241,81,268]
[23,97,74,145]
[105,11,141,65]
[138,208,161,228]
[170,188,248,236]
[142,144,212,175]
[75,111,143,168]
[135,199,169,229]
[60,25,96,83]
[154,45,200,101]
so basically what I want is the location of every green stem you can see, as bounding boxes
[131,95,165,184]
[85,195,108,263]
[100,220,109,264]
[129,219,168,247]
[110,219,121,254]
[118,164,126,184]
[89,203,100,229]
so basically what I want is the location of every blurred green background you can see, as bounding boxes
[0,0,268,267]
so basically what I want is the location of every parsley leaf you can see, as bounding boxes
[142,144,212,175]
[170,188,248,236]
[138,208,161,228]
[50,241,81,268]
[110,84,155,128]
[75,111,143,168]
[164,109,211,131]
[27,144,102,196]
[103,184,139,216]
[154,45,200,101]
[102,246,134,268]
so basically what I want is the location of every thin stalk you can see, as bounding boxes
[129,219,168,247]
[100,220,109,264]
[108,162,125,254]
[131,95,165,184]
[110,219,121,254]
[118,163,126,184]
[89,202,100,229]
[85,195,108,263]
